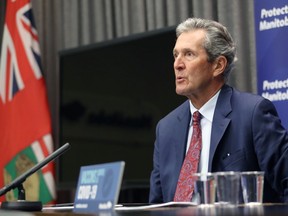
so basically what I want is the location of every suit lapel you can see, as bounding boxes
[172,101,191,188]
[208,85,232,171]
[170,88,233,177]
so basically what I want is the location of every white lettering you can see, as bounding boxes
[77,185,91,200]
[259,16,288,31]
[263,79,288,90]
[91,185,98,199]
[261,5,288,19]
[99,201,113,210]
[262,89,288,101]
[75,203,88,209]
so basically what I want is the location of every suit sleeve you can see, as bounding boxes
[252,98,288,202]
[149,122,163,203]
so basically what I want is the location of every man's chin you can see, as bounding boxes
[176,89,188,97]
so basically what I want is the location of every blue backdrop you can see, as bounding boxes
[254,0,288,129]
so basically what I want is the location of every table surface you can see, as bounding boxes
[33,203,288,216]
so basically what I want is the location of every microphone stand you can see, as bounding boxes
[1,184,43,211]
[0,143,70,211]
[17,184,25,200]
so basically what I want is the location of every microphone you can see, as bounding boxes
[0,143,71,211]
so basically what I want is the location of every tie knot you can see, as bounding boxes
[192,111,201,125]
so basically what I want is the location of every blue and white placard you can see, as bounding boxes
[73,161,125,213]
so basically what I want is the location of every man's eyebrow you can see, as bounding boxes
[173,48,193,53]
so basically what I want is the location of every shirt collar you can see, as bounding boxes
[189,90,221,125]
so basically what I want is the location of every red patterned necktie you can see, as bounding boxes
[174,111,202,202]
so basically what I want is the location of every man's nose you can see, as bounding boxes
[174,56,185,71]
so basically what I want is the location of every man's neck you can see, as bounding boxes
[189,83,224,109]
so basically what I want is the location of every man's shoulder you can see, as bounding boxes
[221,85,276,114]
[223,84,265,103]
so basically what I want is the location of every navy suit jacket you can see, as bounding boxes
[149,84,288,203]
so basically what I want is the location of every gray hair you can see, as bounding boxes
[176,18,236,79]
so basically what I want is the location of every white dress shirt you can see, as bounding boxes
[186,91,220,174]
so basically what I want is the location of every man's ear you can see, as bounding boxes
[213,56,227,77]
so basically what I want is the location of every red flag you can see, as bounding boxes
[0,0,55,204]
